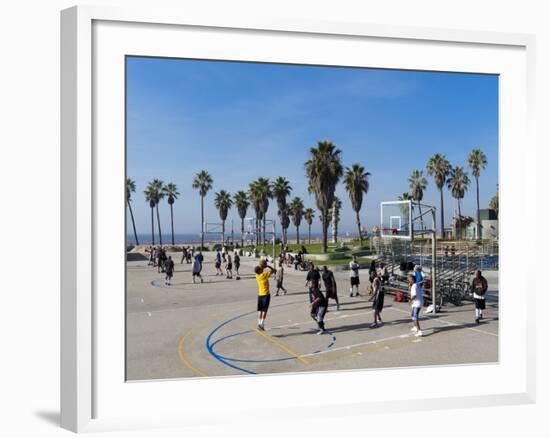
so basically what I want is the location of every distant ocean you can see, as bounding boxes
[127,231,361,245]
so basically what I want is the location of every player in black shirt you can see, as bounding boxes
[164,256,175,286]
[306,264,327,334]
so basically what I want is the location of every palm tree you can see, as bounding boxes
[408,169,428,232]
[248,180,263,247]
[233,191,249,247]
[303,208,315,244]
[192,170,213,250]
[343,163,370,245]
[146,180,164,245]
[468,149,488,240]
[272,176,292,243]
[162,182,180,246]
[331,196,342,243]
[289,197,305,244]
[249,177,272,245]
[426,153,451,238]
[126,178,139,245]
[144,184,157,245]
[489,184,499,218]
[305,141,344,253]
[214,190,233,245]
[280,206,291,245]
[447,166,471,239]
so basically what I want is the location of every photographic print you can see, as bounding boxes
[125,57,499,380]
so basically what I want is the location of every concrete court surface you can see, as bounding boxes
[126,251,498,380]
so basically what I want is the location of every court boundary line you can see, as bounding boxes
[177,332,208,377]
[253,327,310,365]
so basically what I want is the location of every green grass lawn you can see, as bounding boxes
[244,240,369,258]
[243,240,372,266]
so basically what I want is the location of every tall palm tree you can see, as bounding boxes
[146,180,164,245]
[272,176,292,242]
[343,163,370,245]
[289,197,304,244]
[305,140,344,253]
[408,169,428,232]
[192,170,213,250]
[162,182,180,246]
[426,153,451,238]
[249,177,272,245]
[280,206,291,245]
[447,166,470,239]
[303,208,315,244]
[489,184,499,218]
[468,149,488,240]
[126,178,139,245]
[447,166,471,217]
[233,191,249,247]
[331,196,342,243]
[144,184,157,245]
[214,190,233,245]
[248,180,263,246]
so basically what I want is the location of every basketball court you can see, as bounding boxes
[126,252,498,380]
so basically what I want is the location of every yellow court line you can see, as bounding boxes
[253,327,310,365]
[177,332,208,377]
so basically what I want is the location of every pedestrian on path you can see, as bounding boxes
[409,274,424,337]
[471,270,488,323]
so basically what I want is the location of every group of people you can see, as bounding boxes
[146,246,175,285]
[253,251,490,337]
[214,249,241,280]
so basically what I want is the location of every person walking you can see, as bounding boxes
[275,260,287,296]
[309,282,328,335]
[191,254,204,284]
[225,253,233,279]
[321,266,340,311]
[180,247,188,264]
[255,260,275,330]
[164,256,175,286]
[408,273,424,336]
[371,270,384,327]
[214,250,223,275]
[234,251,241,280]
[349,256,361,297]
[471,270,488,323]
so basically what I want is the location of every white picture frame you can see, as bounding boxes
[60,5,536,433]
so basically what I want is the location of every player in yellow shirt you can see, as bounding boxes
[255,259,275,330]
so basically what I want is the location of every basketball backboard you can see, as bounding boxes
[380,200,412,239]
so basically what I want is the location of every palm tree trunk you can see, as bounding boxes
[127,201,139,245]
[296,225,300,245]
[355,210,363,246]
[308,224,311,244]
[439,187,445,239]
[200,196,205,250]
[476,176,481,240]
[150,207,155,245]
[263,216,266,246]
[222,220,225,246]
[170,203,175,246]
[156,204,163,246]
[241,217,244,247]
[322,208,328,253]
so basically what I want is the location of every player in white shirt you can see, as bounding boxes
[349,256,361,297]
[408,274,424,337]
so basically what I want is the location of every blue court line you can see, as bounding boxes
[208,317,338,365]
[205,301,300,375]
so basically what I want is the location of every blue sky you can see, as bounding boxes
[126,56,498,237]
